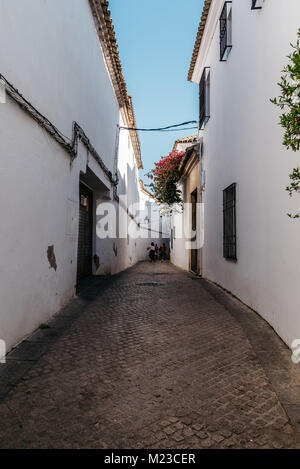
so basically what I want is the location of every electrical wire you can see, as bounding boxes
[0,74,73,144]
[159,126,198,132]
[120,120,198,132]
[0,73,116,186]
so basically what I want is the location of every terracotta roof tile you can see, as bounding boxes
[188,0,213,82]
[88,0,142,168]
[173,135,198,152]
[127,95,143,169]
[139,179,155,199]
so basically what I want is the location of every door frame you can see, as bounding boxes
[190,188,198,274]
[77,181,94,280]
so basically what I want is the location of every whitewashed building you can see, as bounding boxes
[170,137,202,273]
[181,0,300,348]
[139,179,171,251]
[0,0,168,353]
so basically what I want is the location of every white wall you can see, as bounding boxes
[0,0,119,168]
[93,115,170,275]
[192,0,300,347]
[0,95,87,351]
[171,180,190,271]
[170,151,202,273]
[138,189,170,260]
[0,0,166,352]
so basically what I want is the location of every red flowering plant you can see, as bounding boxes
[147,150,185,206]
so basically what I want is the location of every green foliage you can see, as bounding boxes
[286,167,300,196]
[287,167,300,218]
[271,29,300,152]
[271,29,300,217]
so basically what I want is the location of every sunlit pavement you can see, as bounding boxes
[0,261,300,449]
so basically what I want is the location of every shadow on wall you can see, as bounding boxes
[92,162,170,275]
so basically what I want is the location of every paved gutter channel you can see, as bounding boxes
[200,278,300,432]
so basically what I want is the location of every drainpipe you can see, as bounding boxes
[199,137,204,278]
[113,124,121,198]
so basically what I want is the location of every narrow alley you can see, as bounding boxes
[0,261,300,449]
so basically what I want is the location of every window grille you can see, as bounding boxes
[251,0,264,9]
[220,2,232,61]
[199,67,210,129]
[223,183,237,260]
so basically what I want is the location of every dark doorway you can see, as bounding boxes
[77,182,93,280]
[191,189,198,273]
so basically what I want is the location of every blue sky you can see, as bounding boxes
[109,0,204,185]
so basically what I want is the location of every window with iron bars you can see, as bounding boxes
[220,2,232,61]
[199,67,210,129]
[223,183,237,260]
[251,0,264,9]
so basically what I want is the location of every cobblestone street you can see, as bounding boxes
[1,261,300,449]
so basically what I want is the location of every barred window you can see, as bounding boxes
[199,67,210,129]
[251,0,264,9]
[223,183,237,260]
[220,2,232,61]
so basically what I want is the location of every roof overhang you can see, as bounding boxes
[122,96,143,170]
[139,179,156,200]
[173,135,199,152]
[88,0,143,169]
[179,143,201,177]
[188,0,226,84]
[188,0,213,82]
